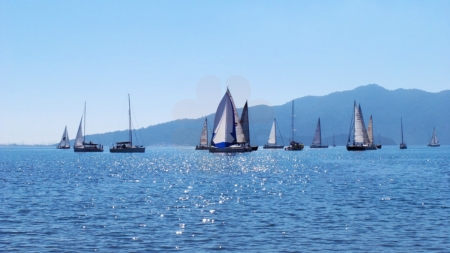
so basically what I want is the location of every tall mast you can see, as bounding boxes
[274,118,277,145]
[128,94,132,145]
[83,102,86,143]
[291,100,295,142]
[206,118,208,145]
[401,117,404,143]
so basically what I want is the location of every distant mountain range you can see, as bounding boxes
[84,84,449,146]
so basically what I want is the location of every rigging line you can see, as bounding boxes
[131,108,145,146]
[276,120,285,145]
[248,110,259,145]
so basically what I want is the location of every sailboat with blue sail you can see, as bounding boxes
[209,89,252,153]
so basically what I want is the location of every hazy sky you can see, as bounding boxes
[1,0,449,144]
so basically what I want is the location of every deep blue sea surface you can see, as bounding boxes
[1,146,449,252]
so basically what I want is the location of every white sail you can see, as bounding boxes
[240,101,250,144]
[359,105,370,144]
[74,117,84,148]
[268,119,277,145]
[227,90,246,143]
[312,118,322,145]
[212,90,237,147]
[353,103,370,144]
[367,116,373,144]
[200,118,208,146]
[430,127,439,145]
[59,126,70,148]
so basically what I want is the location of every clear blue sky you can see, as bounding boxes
[1,0,449,144]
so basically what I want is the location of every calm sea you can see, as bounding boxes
[0,146,449,252]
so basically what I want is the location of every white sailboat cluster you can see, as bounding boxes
[209,89,253,153]
[346,101,377,151]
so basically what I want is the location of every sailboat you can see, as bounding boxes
[74,102,104,152]
[427,127,440,147]
[285,100,304,151]
[376,134,382,149]
[57,126,70,149]
[209,89,252,153]
[346,101,377,151]
[332,134,336,147]
[400,117,407,149]
[310,117,328,148]
[110,95,145,153]
[195,118,210,150]
[367,115,382,149]
[263,118,284,149]
[240,101,258,151]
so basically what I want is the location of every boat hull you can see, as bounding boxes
[209,146,253,153]
[310,145,329,148]
[376,144,382,149]
[57,146,70,149]
[427,144,440,147]
[400,143,407,149]
[346,145,377,151]
[251,146,258,151]
[263,145,284,149]
[110,147,145,153]
[285,142,304,151]
[74,147,104,152]
[195,146,210,150]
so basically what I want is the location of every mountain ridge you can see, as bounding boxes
[80,84,450,146]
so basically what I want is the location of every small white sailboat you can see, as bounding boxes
[400,117,407,149]
[427,127,440,147]
[110,95,145,153]
[263,118,284,149]
[57,126,70,149]
[209,89,252,153]
[367,115,381,149]
[195,118,210,150]
[310,117,328,148]
[346,101,376,151]
[285,100,304,151]
[332,134,336,147]
[240,101,258,151]
[74,102,104,152]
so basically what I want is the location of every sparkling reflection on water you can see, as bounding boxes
[0,146,449,252]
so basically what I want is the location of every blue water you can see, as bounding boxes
[1,146,449,252]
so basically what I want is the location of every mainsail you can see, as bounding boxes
[74,117,84,148]
[430,127,439,145]
[367,115,373,144]
[59,126,70,148]
[268,119,277,145]
[240,101,250,144]
[353,102,370,144]
[312,118,322,146]
[199,118,208,146]
[211,89,244,148]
